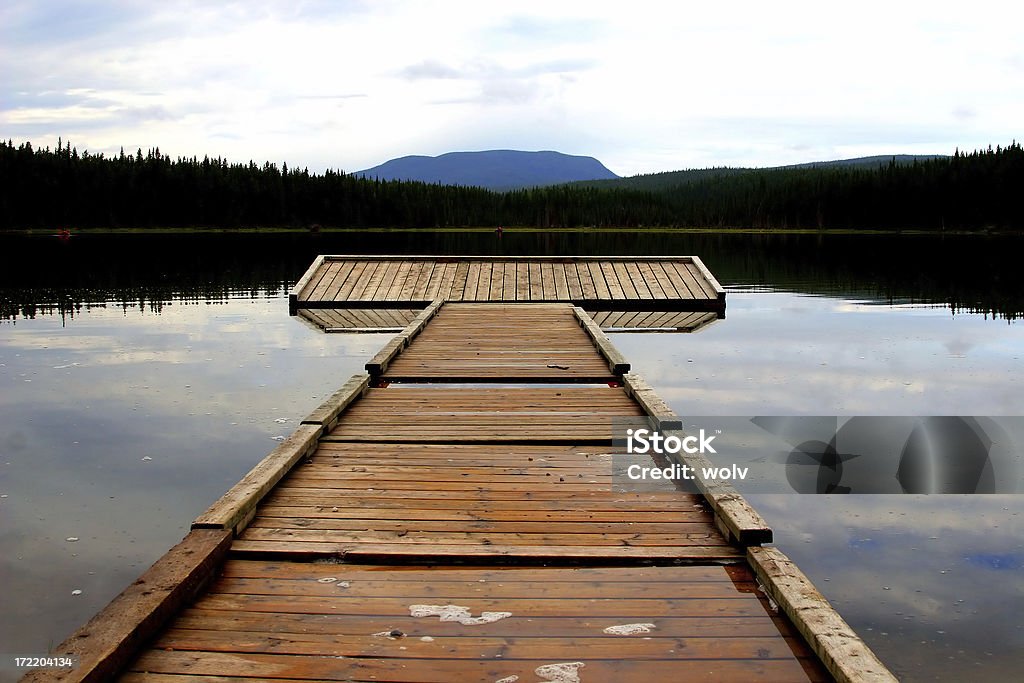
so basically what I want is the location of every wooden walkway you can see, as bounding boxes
[289,256,727,314]
[31,299,894,683]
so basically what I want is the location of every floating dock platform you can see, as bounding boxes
[27,258,894,683]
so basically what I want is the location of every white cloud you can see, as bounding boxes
[2,1,1022,174]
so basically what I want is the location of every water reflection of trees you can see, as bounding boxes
[1,284,288,324]
[1,232,1020,323]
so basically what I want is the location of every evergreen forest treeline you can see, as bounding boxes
[1,139,1021,230]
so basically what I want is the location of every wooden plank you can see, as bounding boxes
[572,307,630,374]
[299,373,370,429]
[501,262,516,301]
[290,255,325,302]
[600,261,627,299]
[364,335,407,375]
[515,262,530,301]
[667,261,704,298]
[366,260,401,301]
[305,261,341,302]
[436,262,459,300]
[528,261,544,300]
[540,261,556,299]
[126,650,821,682]
[553,262,571,300]
[333,261,367,300]
[216,560,752,583]
[650,262,684,298]
[345,261,380,300]
[409,261,436,300]
[382,261,414,301]
[637,262,668,299]
[192,424,323,533]
[21,529,231,683]
[564,262,585,299]
[587,261,611,299]
[465,261,482,300]
[623,261,652,298]
[621,372,682,430]
[690,255,727,301]
[364,301,444,375]
[449,261,472,301]
[476,261,493,300]
[396,262,424,301]
[229,540,743,561]
[653,429,773,546]
[401,299,444,339]
[612,261,640,299]
[322,262,359,303]
[748,546,897,683]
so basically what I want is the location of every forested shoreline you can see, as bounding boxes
[1,139,1020,230]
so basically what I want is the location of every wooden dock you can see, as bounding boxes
[28,262,895,682]
[289,256,727,320]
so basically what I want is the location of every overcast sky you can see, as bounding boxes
[2,1,1021,176]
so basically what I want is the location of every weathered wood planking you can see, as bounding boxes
[324,385,645,443]
[290,256,726,312]
[122,560,829,682]
[234,442,738,560]
[383,303,617,382]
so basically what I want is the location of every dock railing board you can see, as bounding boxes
[33,256,897,683]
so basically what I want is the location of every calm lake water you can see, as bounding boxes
[1,231,1022,681]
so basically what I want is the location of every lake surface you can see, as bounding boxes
[1,231,1022,681]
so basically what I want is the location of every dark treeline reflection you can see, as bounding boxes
[1,231,1021,322]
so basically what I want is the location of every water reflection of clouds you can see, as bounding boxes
[0,297,382,665]
[615,292,1024,415]
[612,290,1024,680]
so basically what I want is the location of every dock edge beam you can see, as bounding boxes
[748,546,898,683]
[20,529,232,683]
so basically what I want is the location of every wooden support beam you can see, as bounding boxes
[748,546,898,683]
[300,373,370,431]
[689,255,727,302]
[572,307,630,375]
[288,254,325,314]
[192,424,323,534]
[620,372,681,429]
[21,529,231,683]
[656,437,773,546]
[364,335,407,376]
[365,300,444,376]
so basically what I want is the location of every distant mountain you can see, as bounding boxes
[354,150,619,190]
[786,154,948,169]
[574,155,949,192]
